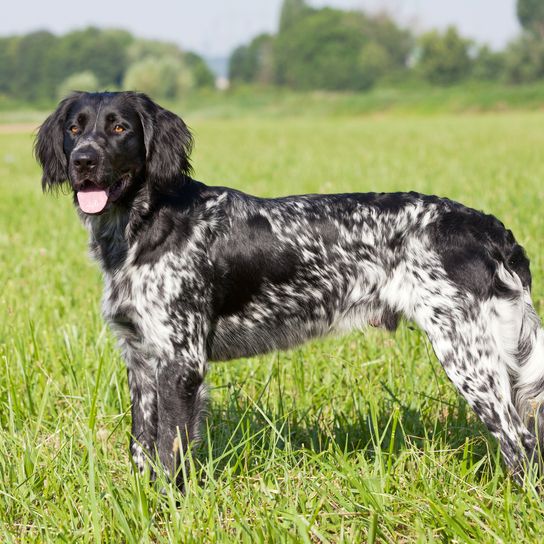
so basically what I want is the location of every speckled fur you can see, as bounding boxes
[36,92,544,488]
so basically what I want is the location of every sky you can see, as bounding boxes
[1,0,521,58]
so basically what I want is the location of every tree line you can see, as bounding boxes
[0,27,215,103]
[229,0,544,90]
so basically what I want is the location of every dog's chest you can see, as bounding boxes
[101,258,184,359]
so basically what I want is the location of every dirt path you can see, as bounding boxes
[0,123,39,134]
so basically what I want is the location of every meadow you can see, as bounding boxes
[1,109,544,542]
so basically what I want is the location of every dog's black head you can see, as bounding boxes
[35,91,193,214]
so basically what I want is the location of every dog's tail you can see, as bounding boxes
[498,239,544,455]
[513,287,544,456]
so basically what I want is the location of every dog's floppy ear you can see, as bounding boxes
[127,92,193,192]
[35,92,83,191]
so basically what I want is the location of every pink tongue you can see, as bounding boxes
[77,189,108,214]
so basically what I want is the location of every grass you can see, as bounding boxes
[175,82,544,119]
[3,80,544,124]
[1,110,544,541]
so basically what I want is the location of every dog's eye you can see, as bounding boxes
[113,125,125,134]
[69,125,80,135]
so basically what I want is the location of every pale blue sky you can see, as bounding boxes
[1,1,521,57]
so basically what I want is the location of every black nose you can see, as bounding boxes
[72,148,99,171]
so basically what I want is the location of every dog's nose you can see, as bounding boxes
[72,148,99,171]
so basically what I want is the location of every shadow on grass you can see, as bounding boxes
[197,379,493,481]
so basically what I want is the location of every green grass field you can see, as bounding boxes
[1,111,544,542]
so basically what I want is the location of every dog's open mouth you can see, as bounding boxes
[76,175,130,214]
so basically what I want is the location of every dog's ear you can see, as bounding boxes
[35,92,83,191]
[127,92,193,192]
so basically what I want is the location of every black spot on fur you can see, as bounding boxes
[428,207,531,298]
[211,214,299,316]
[134,207,193,266]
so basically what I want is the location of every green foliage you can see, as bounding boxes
[3,31,58,101]
[126,37,184,64]
[123,56,194,100]
[52,27,133,88]
[417,27,472,85]
[0,27,215,104]
[228,45,252,82]
[517,0,544,38]
[364,13,414,71]
[504,34,544,84]
[57,71,100,99]
[359,42,391,88]
[0,37,15,96]
[231,3,413,91]
[472,46,505,81]
[185,52,216,88]
[275,9,374,90]
[171,81,544,118]
[232,0,544,91]
[124,38,215,93]
[278,0,313,33]
[228,34,275,84]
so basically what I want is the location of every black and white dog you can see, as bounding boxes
[36,91,544,487]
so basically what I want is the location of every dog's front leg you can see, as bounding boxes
[156,348,208,489]
[126,359,158,476]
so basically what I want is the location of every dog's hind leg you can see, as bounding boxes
[403,265,538,479]
[423,305,536,478]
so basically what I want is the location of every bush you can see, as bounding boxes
[503,34,544,84]
[417,27,472,85]
[123,56,194,100]
[57,71,100,99]
[185,52,216,88]
[472,46,505,81]
[0,28,213,103]
[229,34,275,85]
[517,0,544,38]
[230,0,413,91]
[53,27,133,88]
[274,9,375,90]
[359,41,393,87]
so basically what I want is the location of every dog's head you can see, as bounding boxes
[35,91,193,214]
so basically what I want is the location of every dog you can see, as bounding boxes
[35,91,544,487]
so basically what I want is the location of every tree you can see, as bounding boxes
[503,34,544,83]
[0,28,213,103]
[127,38,214,89]
[228,5,413,90]
[123,56,194,99]
[229,45,252,83]
[229,34,275,84]
[0,36,18,96]
[417,27,472,85]
[274,8,411,91]
[184,52,215,88]
[517,0,544,38]
[11,31,58,101]
[274,9,370,90]
[359,42,392,88]
[57,71,100,99]
[278,0,312,33]
[52,27,133,88]
[362,12,414,71]
[127,37,184,64]
[472,46,505,81]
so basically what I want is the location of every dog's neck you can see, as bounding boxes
[81,207,130,272]
[78,182,153,272]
